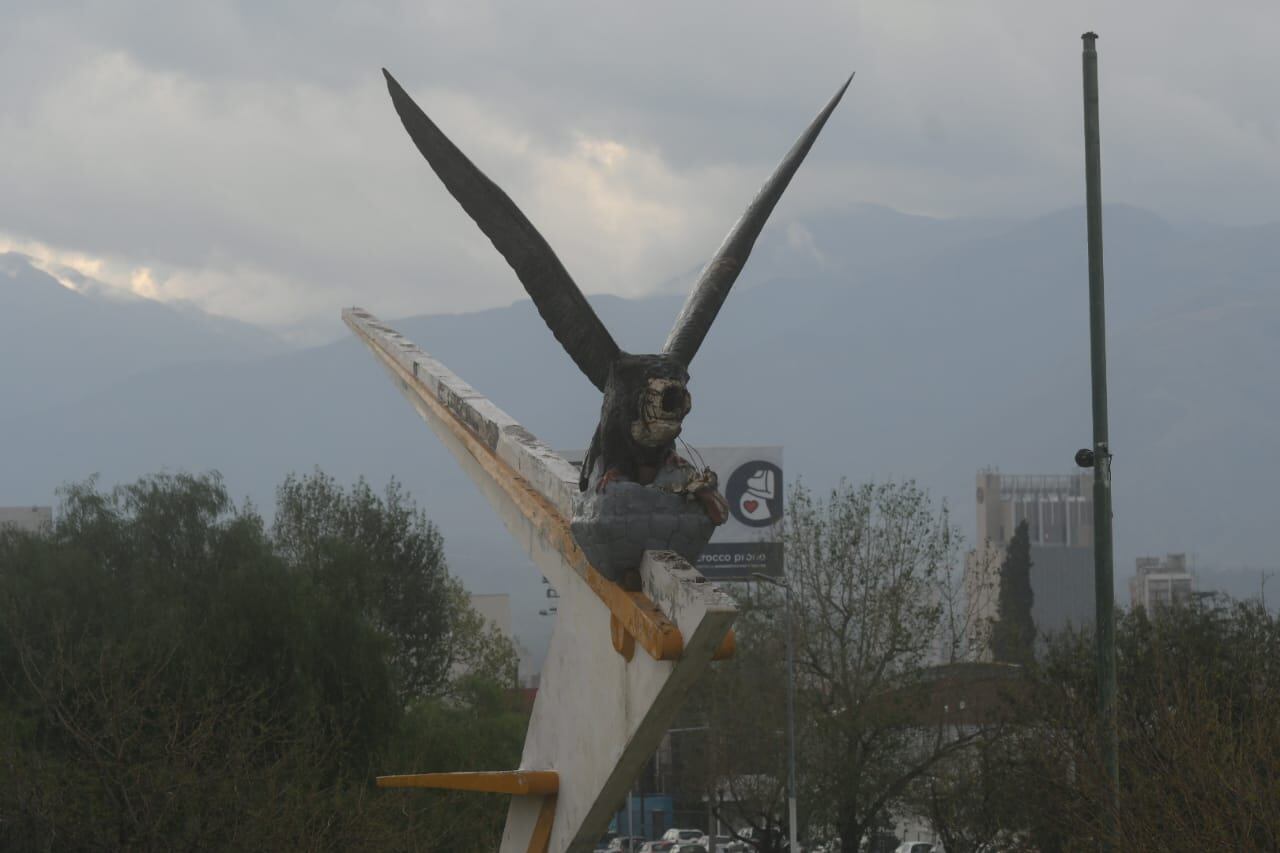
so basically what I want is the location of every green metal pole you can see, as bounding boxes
[1081,31,1120,845]
[753,573,798,853]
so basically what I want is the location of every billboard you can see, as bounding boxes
[562,445,783,581]
[692,446,784,580]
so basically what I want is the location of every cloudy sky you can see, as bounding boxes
[2,1,1276,338]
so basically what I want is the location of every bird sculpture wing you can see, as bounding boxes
[662,73,854,367]
[384,69,621,391]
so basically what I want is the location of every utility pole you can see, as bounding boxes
[1078,30,1120,846]
[753,573,798,852]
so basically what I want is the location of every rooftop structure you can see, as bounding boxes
[1130,553,1194,612]
[0,506,52,534]
[976,469,1094,549]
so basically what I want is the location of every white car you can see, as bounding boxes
[893,843,935,853]
[663,828,706,844]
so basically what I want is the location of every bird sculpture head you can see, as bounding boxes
[383,69,852,491]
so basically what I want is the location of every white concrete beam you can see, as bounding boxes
[344,307,578,518]
[343,308,737,853]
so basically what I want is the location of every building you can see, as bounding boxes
[470,591,545,687]
[0,506,53,533]
[975,470,1093,549]
[1130,553,1194,612]
[469,593,512,638]
[967,470,1096,656]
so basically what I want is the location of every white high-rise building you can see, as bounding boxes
[966,470,1096,656]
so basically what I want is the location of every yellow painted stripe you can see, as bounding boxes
[376,770,560,796]
[712,627,737,661]
[527,794,558,853]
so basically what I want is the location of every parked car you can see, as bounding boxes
[675,845,708,853]
[638,842,677,852]
[697,834,744,853]
[608,836,646,852]
[663,828,707,844]
[893,844,935,853]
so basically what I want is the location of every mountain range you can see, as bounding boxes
[3,202,1277,659]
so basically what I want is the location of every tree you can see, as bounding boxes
[0,471,522,852]
[786,480,999,853]
[679,595,793,853]
[690,481,997,853]
[273,470,515,699]
[383,677,530,850]
[989,520,1035,665]
[1015,598,1280,850]
[906,728,1023,853]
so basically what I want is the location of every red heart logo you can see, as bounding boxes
[743,500,759,513]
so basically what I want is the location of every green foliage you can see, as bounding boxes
[682,592,793,849]
[673,484,1280,851]
[787,481,977,853]
[379,679,531,851]
[1016,600,1280,850]
[908,729,1024,853]
[989,520,1035,665]
[275,471,451,700]
[0,471,523,852]
[694,480,983,853]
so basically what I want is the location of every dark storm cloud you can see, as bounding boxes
[1,1,1276,334]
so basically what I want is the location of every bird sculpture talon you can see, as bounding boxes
[696,487,730,526]
[596,467,625,493]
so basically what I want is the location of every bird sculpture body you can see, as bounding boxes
[382,69,851,582]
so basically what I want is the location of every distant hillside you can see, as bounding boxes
[2,204,1277,653]
[0,253,291,413]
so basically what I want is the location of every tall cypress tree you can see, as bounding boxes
[990,520,1036,664]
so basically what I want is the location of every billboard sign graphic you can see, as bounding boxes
[725,459,783,527]
[694,447,783,580]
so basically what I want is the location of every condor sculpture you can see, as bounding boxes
[383,69,851,582]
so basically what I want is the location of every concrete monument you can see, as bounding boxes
[350,69,851,852]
